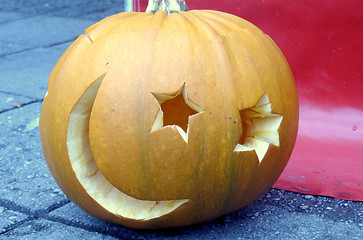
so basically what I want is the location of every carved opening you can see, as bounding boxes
[151,84,203,143]
[161,93,198,132]
[67,74,188,220]
[234,93,283,163]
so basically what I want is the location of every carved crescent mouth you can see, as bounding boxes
[66,74,188,221]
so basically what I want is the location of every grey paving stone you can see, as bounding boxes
[0,41,34,56]
[48,202,106,228]
[0,102,68,214]
[0,16,93,47]
[48,189,363,239]
[0,92,35,112]
[75,7,123,21]
[47,1,124,21]
[233,205,363,240]
[48,202,143,240]
[0,12,27,24]
[1,219,117,240]
[0,206,28,235]
[0,0,122,18]
[0,47,64,99]
[0,1,78,15]
[48,4,124,22]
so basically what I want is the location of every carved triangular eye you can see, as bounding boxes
[234,93,283,163]
[151,84,203,143]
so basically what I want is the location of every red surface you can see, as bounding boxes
[135,0,363,201]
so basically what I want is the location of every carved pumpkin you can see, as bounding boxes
[39,0,298,229]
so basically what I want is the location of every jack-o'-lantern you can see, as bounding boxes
[39,0,298,229]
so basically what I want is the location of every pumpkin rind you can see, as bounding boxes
[40,9,298,229]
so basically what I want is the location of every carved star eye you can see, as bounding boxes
[151,84,203,143]
[234,93,283,163]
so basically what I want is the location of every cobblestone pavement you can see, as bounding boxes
[0,1,362,239]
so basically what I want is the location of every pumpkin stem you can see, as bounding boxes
[146,0,188,14]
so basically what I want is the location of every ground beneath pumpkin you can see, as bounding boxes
[0,1,362,239]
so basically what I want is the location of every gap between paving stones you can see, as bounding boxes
[0,215,34,236]
[0,198,72,237]
[0,18,28,25]
[0,31,79,58]
[43,39,75,49]
[1,38,77,56]
[0,90,39,100]
[45,215,122,239]
[0,196,71,219]
[0,45,36,58]
[0,201,121,239]
[0,99,43,115]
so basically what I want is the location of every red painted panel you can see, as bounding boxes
[135,0,363,201]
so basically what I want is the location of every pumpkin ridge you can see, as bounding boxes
[184,11,221,40]
[190,11,246,35]
[137,13,168,197]
[184,11,244,215]
[85,12,153,43]
[149,10,168,29]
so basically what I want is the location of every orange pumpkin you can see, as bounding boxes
[40,0,298,229]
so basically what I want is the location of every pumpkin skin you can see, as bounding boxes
[39,9,298,229]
